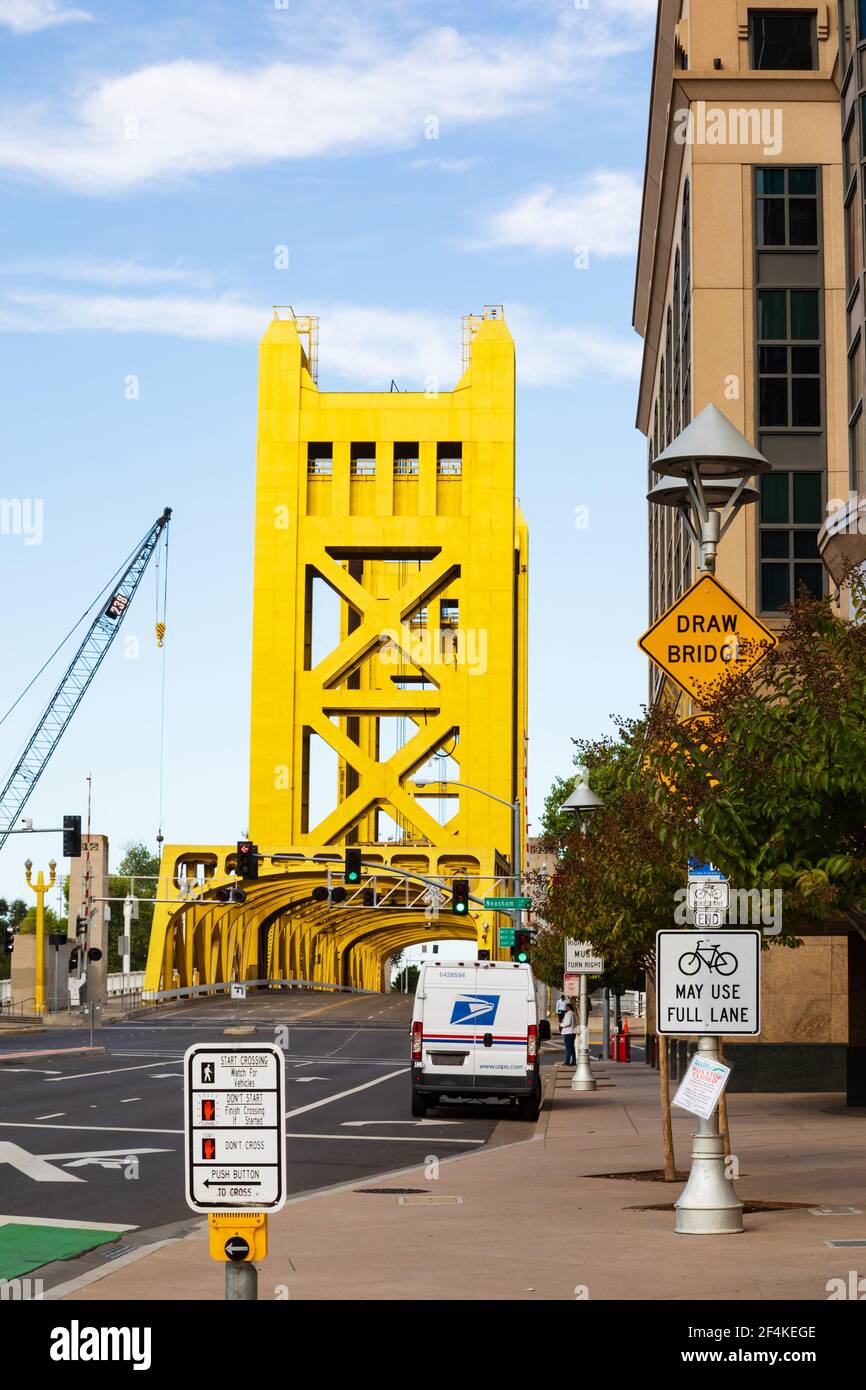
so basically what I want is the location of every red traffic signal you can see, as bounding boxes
[236,841,259,880]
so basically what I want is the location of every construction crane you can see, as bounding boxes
[0,507,172,852]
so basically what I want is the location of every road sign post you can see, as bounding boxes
[184,1042,286,1300]
[565,940,604,1093]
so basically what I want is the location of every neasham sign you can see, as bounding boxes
[655,930,761,1036]
[566,939,604,975]
[672,1054,732,1120]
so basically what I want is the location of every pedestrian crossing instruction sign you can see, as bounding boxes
[638,574,777,701]
[184,1042,286,1214]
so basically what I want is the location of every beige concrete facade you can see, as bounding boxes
[634,2,854,1085]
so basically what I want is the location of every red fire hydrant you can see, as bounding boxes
[609,1023,632,1062]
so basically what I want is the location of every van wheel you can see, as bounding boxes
[517,1081,542,1122]
[411,1090,428,1118]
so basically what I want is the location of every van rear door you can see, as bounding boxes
[471,966,531,1087]
[420,966,478,1084]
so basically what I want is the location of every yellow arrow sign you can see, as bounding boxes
[639,574,777,701]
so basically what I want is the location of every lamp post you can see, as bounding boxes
[563,768,603,1090]
[650,403,771,1236]
[413,779,522,944]
[24,856,56,1016]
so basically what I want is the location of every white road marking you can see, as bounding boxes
[148,1073,182,1079]
[0,1214,136,1232]
[0,1121,183,1135]
[119,1098,141,1104]
[286,1132,483,1145]
[342,1118,464,1128]
[285,1068,408,1119]
[47,1061,173,1083]
[39,1147,172,1161]
[291,1076,328,1083]
[35,1113,66,1120]
[0,1141,84,1183]
[0,1067,62,1074]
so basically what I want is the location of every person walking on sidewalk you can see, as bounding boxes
[555,993,567,1023]
[560,998,578,1066]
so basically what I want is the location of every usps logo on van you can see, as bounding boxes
[450,994,499,1026]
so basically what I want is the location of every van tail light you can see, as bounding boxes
[527,1024,538,1064]
[412,1021,423,1062]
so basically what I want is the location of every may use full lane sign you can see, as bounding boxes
[183,1042,287,1214]
[655,930,761,1036]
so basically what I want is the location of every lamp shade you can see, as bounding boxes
[654,404,772,480]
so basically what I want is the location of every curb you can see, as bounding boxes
[0,1045,108,1064]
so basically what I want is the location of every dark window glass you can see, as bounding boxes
[759,289,788,338]
[860,0,866,42]
[756,168,785,195]
[761,530,790,558]
[793,563,823,597]
[788,198,818,245]
[759,198,786,244]
[790,290,819,339]
[750,12,817,70]
[791,345,819,373]
[761,472,790,523]
[762,565,790,611]
[760,378,789,426]
[793,530,819,558]
[793,470,822,522]
[791,377,821,426]
[760,345,788,374]
[788,168,817,196]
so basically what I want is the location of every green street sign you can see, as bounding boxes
[498,927,516,947]
[484,896,532,911]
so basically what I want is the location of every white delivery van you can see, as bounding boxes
[410,959,551,1120]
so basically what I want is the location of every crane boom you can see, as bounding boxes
[0,507,171,852]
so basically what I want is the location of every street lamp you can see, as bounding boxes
[649,403,771,1237]
[563,768,602,1090]
[412,776,522,900]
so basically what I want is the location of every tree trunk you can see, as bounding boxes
[659,1034,677,1181]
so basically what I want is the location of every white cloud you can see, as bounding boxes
[0,0,92,33]
[0,287,640,386]
[0,258,211,288]
[0,19,646,192]
[474,171,642,258]
[406,157,479,173]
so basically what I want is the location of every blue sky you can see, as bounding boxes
[0,0,657,908]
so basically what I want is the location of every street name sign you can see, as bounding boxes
[656,930,761,1035]
[638,574,777,701]
[672,1054,732,1119]
[566,938,604,974]
[484,896,532,911]
[184,1043,286,1214]
[498,926,516,947]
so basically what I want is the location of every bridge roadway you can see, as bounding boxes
[0,989,555,1291]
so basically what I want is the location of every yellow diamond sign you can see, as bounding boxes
[639,574,777,701]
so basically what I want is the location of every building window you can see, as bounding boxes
[308,443,333,476]
[666,309,673,445]
[755,167,818,247]
[659,355,666,449]
[673,252,682,440]
[394,443,419,476]
[436,442,462,476]
[681,181,692,428]
[759,470,824,611]
[749,11,818,70]
[757,289,821,427]
[840,0,856,68]
[350,443,376,477]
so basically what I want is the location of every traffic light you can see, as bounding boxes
[3,923,14,955]
[345,848,362,885]
[451,878,470,916]
[513,928,532,963]
[63,815,81,858]
[217,886,247,905]
[236,841,259,879]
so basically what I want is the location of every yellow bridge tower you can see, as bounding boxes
[144,306,528,995]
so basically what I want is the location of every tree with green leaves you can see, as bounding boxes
[0,899,28,981]
[107,843,160,971]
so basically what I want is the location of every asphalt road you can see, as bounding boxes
[0,990,556,1287]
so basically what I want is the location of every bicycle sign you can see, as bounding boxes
[656,930,760,1035]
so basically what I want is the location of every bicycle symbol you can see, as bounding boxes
[678,940,738,976]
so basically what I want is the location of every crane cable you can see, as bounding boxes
[155,525,170,854]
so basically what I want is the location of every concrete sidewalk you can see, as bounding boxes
[57,1058,866,1302]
